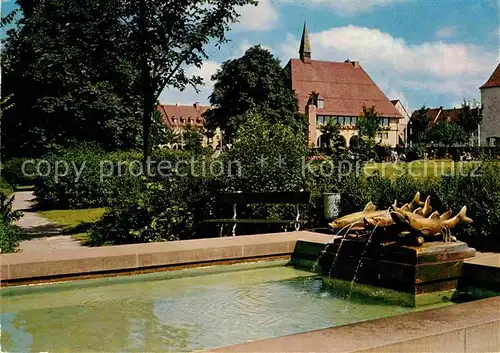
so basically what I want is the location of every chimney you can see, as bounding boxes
[193,102,199,110]
[352,61,360,68]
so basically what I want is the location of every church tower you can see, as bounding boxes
[299,21,312,64]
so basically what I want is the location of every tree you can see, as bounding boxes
[182,125,204,153]
[120,0,254,161]
[352,105,382,161]
[356,105,381,139]
[457,99,483,136]
[1,0,143,158]
[1,0,253,160]
[429,120,468,147]
[409,106,431,145]
[204,45,305,141]
[319,118,345,156]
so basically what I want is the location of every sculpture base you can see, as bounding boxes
[318,238,476,306]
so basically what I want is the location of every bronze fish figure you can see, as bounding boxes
[390,206,473,241]
[329,201,395,231]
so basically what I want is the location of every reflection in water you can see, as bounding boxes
[1,266,423,352]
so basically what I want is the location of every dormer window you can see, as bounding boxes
[180,118,185,124]
[317,98,325,109]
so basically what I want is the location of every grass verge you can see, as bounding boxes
[37,208,106,244]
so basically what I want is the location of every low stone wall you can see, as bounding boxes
[0,231,334,286]
[208,296,500,353]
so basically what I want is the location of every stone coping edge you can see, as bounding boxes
[207,296,500,353]
[0,231,335,286]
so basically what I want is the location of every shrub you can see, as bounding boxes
[89,155,219,245]
[34,144,143,209]
[1,158,38,187]
[0,177,13,196]
[0,194,23,253]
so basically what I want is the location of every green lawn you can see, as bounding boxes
[364,160,480,178]
[38,208,107,243]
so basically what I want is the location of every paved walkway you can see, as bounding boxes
[12,191,82,253]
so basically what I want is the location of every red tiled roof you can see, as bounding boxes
[438,108,461,123]
[286,59,403,119]
[480,63,500,89]
[157,103,209,128]
[411,107,461,125]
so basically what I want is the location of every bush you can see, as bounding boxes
[90,112,309,244]
[0,177,13,196]
[0,194,23,253]
[1,158,38,187]
[34,144,143,209]
[89,155,219,245]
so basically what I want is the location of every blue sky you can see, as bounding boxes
[3,0,499,113]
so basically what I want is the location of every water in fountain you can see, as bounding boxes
[326,222,358,279]
[342,222,380,312]
[311,223,354,273]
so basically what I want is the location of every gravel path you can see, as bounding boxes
[12,191,82,252]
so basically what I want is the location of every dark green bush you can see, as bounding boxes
[1,158,38,186]
[0,194,23,253]
[34,144,144,209]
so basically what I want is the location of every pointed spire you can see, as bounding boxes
[299,21,311,63]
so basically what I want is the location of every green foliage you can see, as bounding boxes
[429,120,467,147]
[2,0,253,160]
[2,0,143,158]
[410,106,431,144]
[457,99,483,135]
[183,126,205,153]
[204,45,305,141]
[0,194,23,253]
[319,119,346,157]
[223,111,308,192]
[34,144,143,209]
[1,158,38,186]
[356,105,381,139]
[0,177,13,197]
[0,219,22,253]
[90,155,219,245]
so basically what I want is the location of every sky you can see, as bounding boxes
[2,0,499,113]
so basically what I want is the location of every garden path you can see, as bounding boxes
[13,191,82,252]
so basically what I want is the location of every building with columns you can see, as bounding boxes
[480,63,500,146]
[284,23,403,148]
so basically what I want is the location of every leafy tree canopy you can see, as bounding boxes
[356,105,381,140]
[429,120,468,147]
[204,45,305,141]
[457,99,483,135]
[409,106,431,144]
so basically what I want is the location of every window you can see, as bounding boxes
[351,117,357,126]
[324,116,331,124]
[381,118,390,127]
[317,98,325,109]
[317,116,325,124]
[378,132,389,140]
[338,117,345,126]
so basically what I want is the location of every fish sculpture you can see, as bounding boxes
[390,206,473,242]
[329,191,471,245]
[329,201,395,231]
[363,194,433,228]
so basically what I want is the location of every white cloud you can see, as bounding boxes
[280,0,398,16]
[159,61,220,105]
[277,25,496,107]
[233,0,279,31]
[435,26,457,39]
[234,39,273,58]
